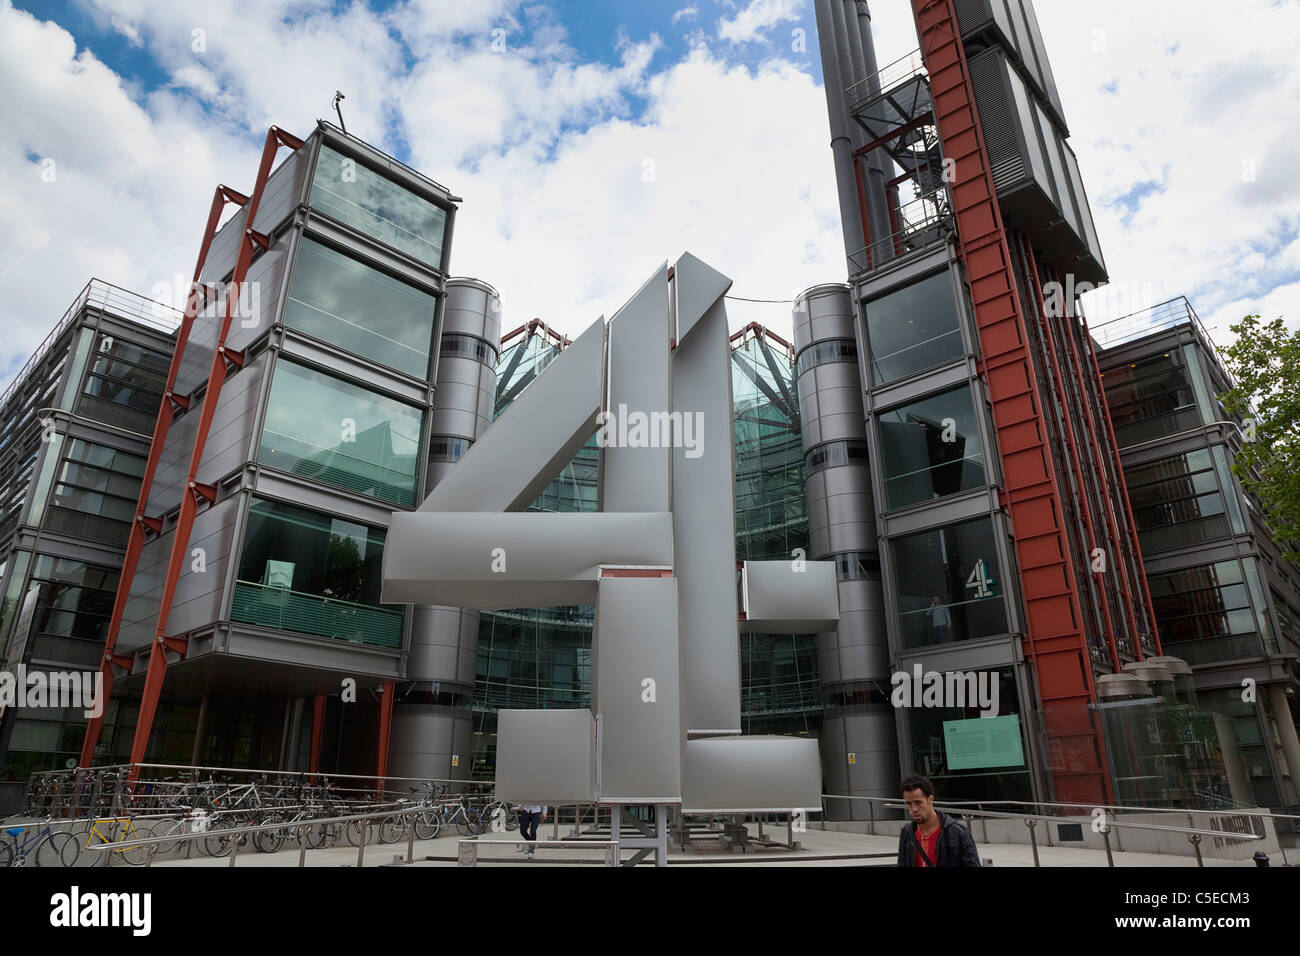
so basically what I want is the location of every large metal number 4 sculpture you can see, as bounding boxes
[382,252,840,864]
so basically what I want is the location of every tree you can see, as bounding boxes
[1219,314,1300,563]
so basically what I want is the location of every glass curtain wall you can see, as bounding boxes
[863,271,965,385]
[878,385,987,510]
[893,517,1009,649]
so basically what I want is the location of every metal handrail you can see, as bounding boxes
[845,48,928,111]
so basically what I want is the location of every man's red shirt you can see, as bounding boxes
[915,823,942,867]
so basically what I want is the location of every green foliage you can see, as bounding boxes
[1219,314,1300,563]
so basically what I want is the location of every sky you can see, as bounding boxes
[2,0,1298,397]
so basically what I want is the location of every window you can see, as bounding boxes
[78,333,170,430]
[310,145,448,268]
[258,360,424,506]
[1124,449,1228,551]
[893,517,1008,649]
[1147,561,1261,662]
[804,440,869,476]
[440,334,498,365]
[44,440,146,545]
[284,237,439,378]
[795,339,857,377]
[233,499,400,647]
[1102,350,1202,447]
[878,386,987,510]
[863,271,964,386]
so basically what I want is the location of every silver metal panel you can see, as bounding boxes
[166,496,239,636]
[381,511,674,607]
[601,264,673,513]
[418,318,605,513]
[387,709,474,783]
[148,408,198,513]
[494,708,596,804]
[175,313,218,397]
[116,534,170,651]
[671,298,742,734]
[250,473,396,528]
[199,204,248,285]
[426,408,480,444]
[277,332,427,405]
[225,240,289,356]
[740,560,840,633]
[199,355,266,482]
[593,577,682,802]
[682,735,822,812]
[251,146,310,238]
[673,252,732,345]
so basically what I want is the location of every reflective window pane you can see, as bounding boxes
[893,517,1008,649]
[864,271,964,385]
[1102,349,1202,447]
[310,145,447,268]
[878,386,986,510]
[259,360,423,506]
[284,237,438,378]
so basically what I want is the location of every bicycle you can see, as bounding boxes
[80,816,153,867]
[1,822,80,867]
[440,799,485,837]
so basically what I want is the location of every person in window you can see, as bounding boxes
[897,774,980,867]
[928,596,952,643]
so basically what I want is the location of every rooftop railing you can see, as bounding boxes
[0,279,181,414]
[1088,296,1213,351]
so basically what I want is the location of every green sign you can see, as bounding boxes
[943,714,1025,770]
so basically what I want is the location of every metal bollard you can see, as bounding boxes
[356,818,368,868]
[298,825,308,868]
[1026,818,1039,868]
[228,827,241,868]
[407,810,417,864]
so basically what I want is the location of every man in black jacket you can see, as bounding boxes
[897,774,981,867]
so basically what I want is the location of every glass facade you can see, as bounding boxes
[259,360,423,506]
[863,271,964,385]
[1147,560,1265,664]
[43,439,146,546]
[232,498,400,648]
[1126,449,1229,553]
[893,517,1009,649]
[878,385,987,510]
[1102,348,1202,447]
[76,332,170,433]
[905,666,1033,802]
[310,145,448,269]
[283,237,439,379]
[733,333,819,736]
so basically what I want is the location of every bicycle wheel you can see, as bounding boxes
[454,809,481,837]
[37,831,80,868]
[380,815,406,844]
[121,824,155,866]
[254,815,286,854]
[201,823,234,858]
[413,809,441,841]
[505,807,519,831]
[344,818,375,847]
[149,818,187,859]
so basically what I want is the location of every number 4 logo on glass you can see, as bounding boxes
[966,558,994,599]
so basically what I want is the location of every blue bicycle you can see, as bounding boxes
[1,822,81,867]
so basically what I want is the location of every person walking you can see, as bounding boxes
[517,803,547,859]
[897,774,980,867]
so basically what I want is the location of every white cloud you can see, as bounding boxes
[672,6,698,26]
[717,0,803,44]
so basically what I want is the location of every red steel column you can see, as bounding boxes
[79,184,249,767]
[127,126,304,771]
[911,0,1109,804]
[1077,301,1163,653]
[375,680,395,794]
[309,694,327,778]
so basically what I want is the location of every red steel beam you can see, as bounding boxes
[78,181,248,767]
[376,680,395,793]
[910,0,1109,805]
[1078,300,1163,654]
[126,126,303,771]
[1018,238,1121,672]
[309,694,327,778]
[1049,266,1146,659]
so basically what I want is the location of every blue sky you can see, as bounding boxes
[1,0,1298,398]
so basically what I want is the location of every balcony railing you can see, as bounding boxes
[231,580,402,649]
[1089,297,1212,351]
[845,48,928,115]
[847,185,954,276]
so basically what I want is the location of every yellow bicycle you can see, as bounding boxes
[81,816,153,866]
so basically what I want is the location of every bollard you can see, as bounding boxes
[407,810,417,864]
[227,827,241,868]
[298,825,308,868]
[1026,818,1039,868]
[356,818,368,868]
